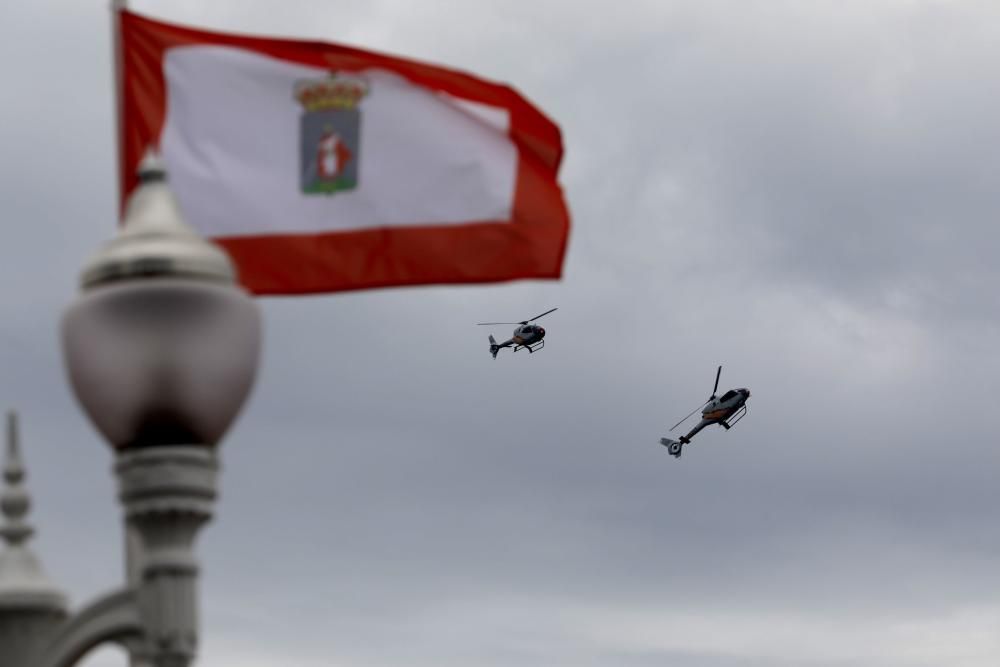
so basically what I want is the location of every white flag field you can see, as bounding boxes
[119,10,570,294]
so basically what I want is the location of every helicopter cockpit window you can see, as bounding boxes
[720,390,737,402]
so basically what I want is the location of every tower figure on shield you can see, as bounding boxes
[317,125,353,182]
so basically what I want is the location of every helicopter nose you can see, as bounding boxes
[538,327,545,337]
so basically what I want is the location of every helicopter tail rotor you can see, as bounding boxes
[659,438,683,458]
[488,335,500,359]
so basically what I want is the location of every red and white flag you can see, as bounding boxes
[118,10,570,295]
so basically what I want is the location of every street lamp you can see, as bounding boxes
[0,151,261,667]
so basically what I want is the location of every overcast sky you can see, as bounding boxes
[2,1,1000,665]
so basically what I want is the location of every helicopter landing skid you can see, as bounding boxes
[514,340,545,354]
[722,405,748,430]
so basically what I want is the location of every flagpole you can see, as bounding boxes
[109,6,149,667]
[111,0,127,215]
[109,0,136,586]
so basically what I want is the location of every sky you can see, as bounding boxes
[2,0,1000,665]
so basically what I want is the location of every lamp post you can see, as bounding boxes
[0,152,261,667]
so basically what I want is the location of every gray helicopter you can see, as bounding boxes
[478,308,557,359]
[660,366,750,458]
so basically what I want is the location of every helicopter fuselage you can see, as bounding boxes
[509,324,545,347]
[494,324,546,352]
[681,388,750,443]
[701,388,750,421]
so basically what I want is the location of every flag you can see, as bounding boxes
[118,10,570,295]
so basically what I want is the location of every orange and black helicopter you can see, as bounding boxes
[660,366,750,458]
[477,308,557,359]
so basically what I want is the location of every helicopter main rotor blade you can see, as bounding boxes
[477,322,521,326]
[669,401,709,432]
[527,307,558,322]
[711,365,722,398]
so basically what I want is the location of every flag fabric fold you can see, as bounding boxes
[118,10,570,295]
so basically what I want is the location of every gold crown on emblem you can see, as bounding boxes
[294,74,369,112]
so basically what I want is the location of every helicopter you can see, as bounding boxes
[659,366,750,458]
[477,308,557,359]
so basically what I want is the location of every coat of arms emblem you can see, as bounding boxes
[294,74,369,195]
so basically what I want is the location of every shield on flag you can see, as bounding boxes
[295,75,368,195]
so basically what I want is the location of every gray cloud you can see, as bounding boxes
[1,1,998,666]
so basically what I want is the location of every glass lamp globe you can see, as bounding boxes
[62,153,261,449]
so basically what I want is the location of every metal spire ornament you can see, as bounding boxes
[0,411,66,611]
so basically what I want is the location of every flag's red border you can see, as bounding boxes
[118,10,570,295]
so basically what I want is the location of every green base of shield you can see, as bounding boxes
[303,179,357,195]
